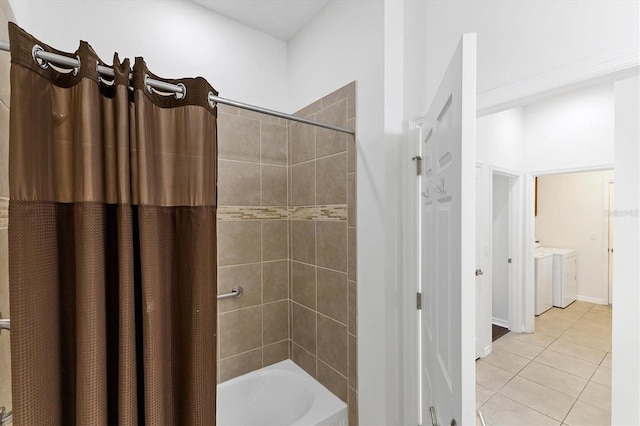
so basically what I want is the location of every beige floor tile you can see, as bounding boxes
[591,365,611,387]
[561,329,611,352]
[581,310,612,324]
[569,321,611,339]
[493,336,544,360]
[481,348,530,374]
[476,384,494,408]
[601,352,612,368]
[479,393,560,426]
[535,349,598,379]
[590,304,612,313]
[476,360,514,392]
[568,301,596,310]
[579,381,611,411]
[506,330,557,348]
[535,317,575,337]
[498,376,575,421]
[564,400,611,426]
[548,339,607,364]
[540,308,583,322]
[519,361,588,398]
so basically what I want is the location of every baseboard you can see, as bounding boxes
[576,295,608,305]
[492,317,509,328]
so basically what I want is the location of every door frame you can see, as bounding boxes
[605,178,614,304]
[401,48,637,423]
[490,168,525,333]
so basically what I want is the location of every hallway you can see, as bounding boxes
[476,301,612,425]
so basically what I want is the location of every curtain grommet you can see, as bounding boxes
[174,83,186,100]
[31,44,49,69]
[72,55,81,76]
[208,91,216,109]
[144,74,153,94]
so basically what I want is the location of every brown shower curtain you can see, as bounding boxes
[7,23,217,425]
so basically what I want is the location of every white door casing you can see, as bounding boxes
[420,33,476,426]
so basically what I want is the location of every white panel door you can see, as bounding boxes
[420,34,476,426]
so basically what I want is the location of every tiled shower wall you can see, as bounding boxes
[216,106,291,382]
[288,82,358,424]
[0,0,13,417]
[215,82,358,423]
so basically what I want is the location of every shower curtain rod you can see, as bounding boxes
[0,40,355,135]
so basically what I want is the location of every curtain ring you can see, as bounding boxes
[144,74,153,94]
[72,55,81,76]
[174,83,186,100]
[31,44,49,69]
[208,91,217,109]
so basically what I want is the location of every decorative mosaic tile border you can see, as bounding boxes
[0,197,7,229]
[218,205,347,221]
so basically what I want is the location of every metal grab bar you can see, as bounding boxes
[217,286,243,301]
[0,317,11,425]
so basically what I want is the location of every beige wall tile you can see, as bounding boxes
[263,300,288,345]
[317,267,347,324]
[0,104,8,196]
[261,122,287,166]
[348,333,357,390]
[218,220,261,266]
[348,227,356,281]
[217,113,260,162]
[321,82,354,109]
[219,306,262,358]
[218,160,261,206]
[348,281,357,335]
[263,340,289,367]
[261,165,287,206]
[290,122,315,165]
[290,161,315,206]
[218,263,261,313]
[347,173,356,227]
[315,101,347,158]
[239,108,281,124]
[348,387,359,426]
[219,348,262,383]
[291,303,316,355]
[318,360,347,403]
[317,314,347,375]
[292,342,316,378]
[217,104,239,115]
[262,260,288,302]
[262,220,288,261]
[291,261,316,310]
[347,131,356,173]
[291,221,315,264]
[293,99,322,119]
[316,153,346,205]
[317,221,347,272]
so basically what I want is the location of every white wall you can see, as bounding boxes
[477,108,524,170]
[523,83,615,172]
[535,171,614,304]
[612,76,640,426]
[8,0,289,111]
[492,175,510,325]
[424,0,639,108]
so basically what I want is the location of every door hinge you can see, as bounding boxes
[416,292,423,310]
[412,156,422,176]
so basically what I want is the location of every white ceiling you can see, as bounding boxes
[189,0,330,41]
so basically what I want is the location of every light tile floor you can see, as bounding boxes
[477,301,612,426]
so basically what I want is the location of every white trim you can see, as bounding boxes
[576,295,609,305]
[491,317,509,328]
[604,179,614,305]
[477,48,640,116]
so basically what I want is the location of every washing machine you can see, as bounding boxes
[534,252,553,315]
[536,247,577,308]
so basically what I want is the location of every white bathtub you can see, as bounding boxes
[217,359,348,426]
